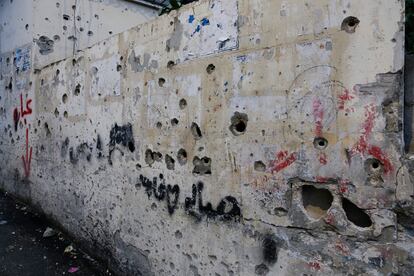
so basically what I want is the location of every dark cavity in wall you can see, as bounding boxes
[342,198,372,228]
[108,123,135,165]
[301,185,333,219]
[193,156,211,175]
[60,137,70,158]
[262,234,278,264]
[341,16,360,33]
[254,161,266,172]
[165,154,175,170]
[145,149,162,166]
[36,36,54,55]
[191,122,202,140]
[229,112,248,136]
[177,148,187,165]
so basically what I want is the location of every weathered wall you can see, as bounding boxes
[0,0,412,275]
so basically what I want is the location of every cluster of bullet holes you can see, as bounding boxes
[206,64,215,74]
[145,149,162,166]
[192,156,211,175]
[177,148,187,165]
[229,112,248,136]
[341,16,360,33]
[191,122,202,140]
[313,137,328,150]
[301,185,372,228]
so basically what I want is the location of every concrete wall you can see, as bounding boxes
[0,0,412,275]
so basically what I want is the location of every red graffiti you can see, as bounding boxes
[270,150,297,173]
[313,98,324,137]
[21,128,32,178]
[325,212,335,225]
[13,94,32,130]
[350,105,393,174]
[308,262,321,271]
[318,153,327,165]
[338,89,354,110]
[335,240,350,256]
[339,179,349,194]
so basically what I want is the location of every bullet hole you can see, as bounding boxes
[116,64,122,71]
[313,137,328,150]
[87,30,94,36]
[262,234,278,264]
[56,69,60,76]
[44,122,51,137]
[255,263,269,275]
[167,61,175,69]
[174,230,183,239]
[36,36,54,55]
[136,163,141,170]
[63,14,70,20]
[156,122,162,129]
[76,15,81,21]
[54,108,59,117]
[342,198,372,227]
[94,14,99,19]
[206,64,215,74]
[64,111,68,118]
[154,152,162,162]
[74,84,81,95]
[63,26,67,31]
[158,78,166,87]
[365,158,384,176]
[145,149,155,165]
[62,94,68,103]
[302,185,333,219]
[128,141,135,152]
[177,148,187,165]
[341,16,360,33]
[179,98,187,110]
[165,154,175,170]
[56,2,60,8]
[25,24,29,30]
[254,161,266,172]
[191,122,202,140]
[229,112,248,136]
[171,118,179,126]
[192,156,211,175]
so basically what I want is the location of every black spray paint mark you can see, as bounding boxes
[60,137,70,158]
[184,182,241,222]
[69,143,92,164]
[139,174,180,215]
[108,123,135,165]
[262,234,278,264]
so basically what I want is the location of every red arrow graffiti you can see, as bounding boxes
[22,128,32,178]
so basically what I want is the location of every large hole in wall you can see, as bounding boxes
[301,185,333,219]
[341,16,360,33]
[191,122,202,140]
[342,198,372,228]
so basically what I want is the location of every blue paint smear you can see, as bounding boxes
[188,15,195,23]
[200,18,210,26]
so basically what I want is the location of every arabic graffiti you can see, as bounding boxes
[136,175,241,222]
[22,128,33,178]
[13,94,32,131]
[12,94,33,178]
